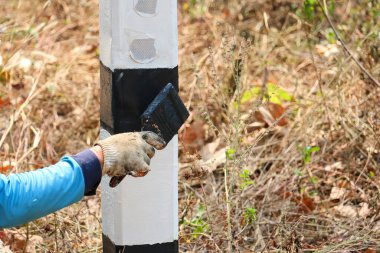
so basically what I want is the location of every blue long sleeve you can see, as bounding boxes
[0,149,101,228]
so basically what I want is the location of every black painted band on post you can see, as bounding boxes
[100,61,179,252]
[100,61,179,134]
[102,234,179,253]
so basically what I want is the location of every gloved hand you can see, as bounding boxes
[95,131,166,186]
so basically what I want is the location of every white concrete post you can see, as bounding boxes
[99,0,179,252]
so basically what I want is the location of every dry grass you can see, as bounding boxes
[1,0,380,252]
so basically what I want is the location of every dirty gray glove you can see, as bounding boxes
[96,131,166,187]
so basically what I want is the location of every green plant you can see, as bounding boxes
[244,207,256,225]
[239,169,254,189]
[188,204,209,239]
[304,0,317,20]
[303,0,335,21]
[183,0,207,18]
[309,176,318,185]
[325,28,336,43]
[294,168,303,177]
[226,148,236,160]
[241,82,293,106]
[301,146,320,164]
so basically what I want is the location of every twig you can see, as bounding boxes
[318,0,380,87]
[223,158,233,253]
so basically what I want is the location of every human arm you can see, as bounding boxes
[0,149,102,228]
[0,131,165,228]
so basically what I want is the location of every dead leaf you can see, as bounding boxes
[255,106,274,126]
[254,103,287,127]
[0,240,12,253]
[315,44,339,58]
[287,193,316,213]
[333,205,357,218]
[0,162,15,173]
[87,197,99,215]
[358,202,371,218]
[329,187,346,200]
[200,138,222,161]
[267,103,287,126]
[297,195,316,213]
[7,234,26,252]
[0,230,9,245]
[324,162,343,172]
[0,70,10,83]
[0,97,10,108]
[25,235,43,253]
[180,121,205,154]
[364,249,376,253]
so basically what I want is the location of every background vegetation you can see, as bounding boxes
[0,0,379,252]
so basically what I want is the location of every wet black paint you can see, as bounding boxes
[100,62,179,134]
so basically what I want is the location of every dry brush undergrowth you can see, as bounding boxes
[1,0,380,252]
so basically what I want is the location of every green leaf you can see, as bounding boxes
[240,83,294,106]
[301,146,320,164]
[325,28,336,44]
[226,148,236,160]
[244,207,256,224]
[189,203,209,239]
[369,171,375,178]
[328,0,336,15]
[310,176,318,184]
[239,169,255,189]
[241,86,261,103]
[294,168,303,177]
[267,83,293,102]
[268,94,282,105]
[196,203,205,217]
[304,0,317,20]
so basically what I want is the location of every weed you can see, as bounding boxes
[239,169,254,189]
[187,204,209,239]
[300,146,320,165]
[243,207,256,225]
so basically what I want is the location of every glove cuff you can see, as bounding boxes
[95,141,119,175]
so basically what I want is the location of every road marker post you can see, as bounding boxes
[99,1,179,252]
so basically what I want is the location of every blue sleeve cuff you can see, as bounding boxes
[71,149,102,196]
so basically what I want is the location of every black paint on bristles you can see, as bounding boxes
[141,83,189,144]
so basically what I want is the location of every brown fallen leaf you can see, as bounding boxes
[329,187,346,200]
[363,248,376,253]
[333,202,371,218]
[333,205,357,218]
[200,138,222,161]
[297,195,316,213]
[358,202,371,218]
[254,103,287,127]
[267,102,287,126]
[180,120,205,154]
[324,162,343,172]
[0,97,10,108]
[0,240,12,253]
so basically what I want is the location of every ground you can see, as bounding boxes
[0,0,380,252]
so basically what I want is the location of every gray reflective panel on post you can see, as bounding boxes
[130,38,157,63]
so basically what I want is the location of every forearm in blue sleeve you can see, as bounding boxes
[0,149,101,228]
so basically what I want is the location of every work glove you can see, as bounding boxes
[96,131,166,187]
